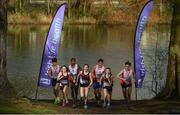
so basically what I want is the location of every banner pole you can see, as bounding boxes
[35,85,39,100]
[135,87,138,102]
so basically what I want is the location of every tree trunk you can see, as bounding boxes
[83,0,86,16]
[159,0,180,99]
[106,0,111,8]
[47,0,50,15]
[68,0,71,18]
[0,0,13,97]
[19,0,22,11]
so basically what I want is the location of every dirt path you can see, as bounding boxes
[31,99,180,114]
[1,97,180,114]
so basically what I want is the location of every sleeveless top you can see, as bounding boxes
[69,64,78,80]
[59,72,69,86]
[80,71,90,85]
[120,69,133,85]
[50,65,61,79]
[102,74,112,87]
[93,65,105,81]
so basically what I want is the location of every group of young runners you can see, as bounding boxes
[48,58,134,109]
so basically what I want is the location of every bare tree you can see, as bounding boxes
[144,36,168,96]
[159,0,180,99]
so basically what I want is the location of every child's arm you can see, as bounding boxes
[132,70,136,84]
[57,72,62,81]
[99,74,104,86]
[68,72,74,83]
[88,73,93,88]
[76,71,82,85]
[109,76,113,85]
[48,68,52,78]
[77,64,82,73]
[91,66,96,81]
[117,70,123,78]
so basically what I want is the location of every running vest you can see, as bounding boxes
[80,72,90,85]
[69,64,78,80]
[50,65,60,79]
[60,73,69,85]
[94,65,105,81]
[102,74,112,87]
[120,69,133,85]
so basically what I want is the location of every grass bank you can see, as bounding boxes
[8,4,172,25]
[1,97,180,114]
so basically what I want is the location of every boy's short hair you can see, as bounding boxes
[52,58,57,63]
[125,61,131,66]
[71,58,76,62]
[98,58,104,63]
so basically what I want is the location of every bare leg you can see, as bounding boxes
[98,88,102,101]
[103,88,107,107]
[74,86,79,105]
[57,86,60,98]
[63,85,68,103]
[84,87,89,109]
[75,85,79,101]
[96,88,101,106]
[127,87,132,104]
[106,89,111,108]
[80,87,85,104]
[94,89,98,100]
[122,88,127,99]
[60,86,66,106]
[53,87,57,98]
[71,84,75,105]
[84,87,89,105]
[54,84,61,104]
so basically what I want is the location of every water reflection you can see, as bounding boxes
[7,24,170,100]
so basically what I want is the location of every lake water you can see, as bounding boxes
[7,24,170,100]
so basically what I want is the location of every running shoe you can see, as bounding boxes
[84,104,88,109]
[72,104,77,108]
[62,100,66,107]
[106,103,110,109]
[103,102,106,108]
[54,98,58,105]
[56,97,61,104]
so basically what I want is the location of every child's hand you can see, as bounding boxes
[132,79,136,83]
[73,80,76,83]
[87,85,90,89]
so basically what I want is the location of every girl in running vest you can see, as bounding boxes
[68,58,81,108]
[48,58,61,105]
[117,61,135,104]
[57,65,70,107]
[100,67,113,109]
[92,58,105,106]
[77,64,93,109]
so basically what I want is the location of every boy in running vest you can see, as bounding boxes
[118,61,135,104]
[92,58,105,106]
[68,58,81,108]
[48,58,61,104]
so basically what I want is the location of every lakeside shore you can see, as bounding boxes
[8,10,172,25]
